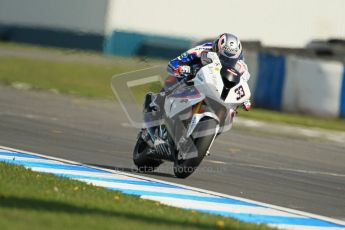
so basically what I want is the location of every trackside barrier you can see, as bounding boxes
[246,51,345,118]
[253,53,286,111]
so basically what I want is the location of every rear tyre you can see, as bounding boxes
[173,120,217,178]
[133,136,162,172]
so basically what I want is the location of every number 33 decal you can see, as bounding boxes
[234,86,245,100]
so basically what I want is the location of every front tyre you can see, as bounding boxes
[133,136,162,172]
[173,120,217,178]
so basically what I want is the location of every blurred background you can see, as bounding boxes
[0,0,345,118]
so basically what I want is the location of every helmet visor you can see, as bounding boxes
[219,54,238,69]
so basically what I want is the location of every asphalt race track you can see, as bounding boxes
[1,85,344,220]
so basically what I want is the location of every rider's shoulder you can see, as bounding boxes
[187,42,213,56]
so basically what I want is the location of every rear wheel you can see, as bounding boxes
[173,119,217,178]
[133,136,162,172]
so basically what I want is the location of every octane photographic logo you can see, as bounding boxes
[111,66,233,158]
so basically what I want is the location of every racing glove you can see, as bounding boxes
[174,65,191,78]
[242,100,251,111]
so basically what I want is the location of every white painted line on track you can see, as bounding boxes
[268,224,345,230]
[229,162,345,178]
[76,179,215,197]
[140,196,303,217]
[0,155,66,164]
[204,159,227,165]
[29,168,143,180]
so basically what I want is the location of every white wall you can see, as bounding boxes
[106,0,345,47]
[282,57,344,117]
[0,0,109,34]
[1,0,343,46]
[243,51,258,91]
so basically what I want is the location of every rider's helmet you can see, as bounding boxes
[213,33,242,69]
[213,33,243,84]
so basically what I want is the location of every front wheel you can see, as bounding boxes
[133,135,162,172]
[173,120,217,178]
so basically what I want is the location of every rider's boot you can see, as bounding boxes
[143,92,165,140]
[143,92,157,140]
[143,92,155,113]
[143,91,167,112]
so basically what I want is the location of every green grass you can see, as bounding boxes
[0,162,274,230]
[239,108,345,132]
[0,41,65,52]
[0,42,344,131]
[0,56,123,99]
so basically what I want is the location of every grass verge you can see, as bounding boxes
[0,56,124,99]
[0,162,274,230]
[0,42,344,131]
[239,108,345,131]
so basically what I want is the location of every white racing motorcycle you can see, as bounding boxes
[133,52,251,178]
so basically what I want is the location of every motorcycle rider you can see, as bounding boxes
[143,33,252,144]
[144,33,252,113]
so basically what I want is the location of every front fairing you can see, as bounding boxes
[224,78,251,105]
[164,85,205,119]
